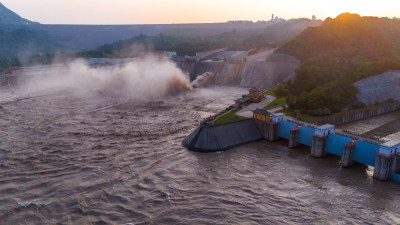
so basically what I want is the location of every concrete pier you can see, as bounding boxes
[390,155,400,174]
[373,154,392,180]
[311,124,334,158]
[373,154,400,181]
[289,126,300,148]
[311,135,328,158]
[254,119,279,141]
[373,140,400,180]
[342,141,356,167]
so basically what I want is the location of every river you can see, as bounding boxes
[0,85,399,224]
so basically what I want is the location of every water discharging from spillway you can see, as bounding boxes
[0,69,399,223]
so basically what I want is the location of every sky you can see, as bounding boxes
[2,0,400,24]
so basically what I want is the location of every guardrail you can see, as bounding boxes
[335,129,384,145]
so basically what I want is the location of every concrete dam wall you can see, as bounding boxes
[239,60,299,88]
[186,61,225,81]
[179,53,299,89]
[183,117,400,182]
[184,119,381,167]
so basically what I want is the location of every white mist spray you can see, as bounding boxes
[23,57,193,99]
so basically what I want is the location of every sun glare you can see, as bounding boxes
[1,0,400,24]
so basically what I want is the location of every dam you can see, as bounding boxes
[183,111,400,183]
[177,51,300,89]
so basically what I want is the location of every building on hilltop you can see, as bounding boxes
[268,14,285,24]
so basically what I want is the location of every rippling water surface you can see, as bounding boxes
[0,86,399,224]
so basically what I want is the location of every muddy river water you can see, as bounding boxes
[0,86,399,224]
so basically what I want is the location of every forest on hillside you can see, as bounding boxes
[0,29,63,71]
[278,13,400,115]
[0,29,62,59]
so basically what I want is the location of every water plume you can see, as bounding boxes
[191,72,216,88]
[23,56,192,99]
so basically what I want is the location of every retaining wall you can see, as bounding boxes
[355,71,400,105]
[313,103,400,125]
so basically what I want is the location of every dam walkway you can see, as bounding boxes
[236,96,276,118]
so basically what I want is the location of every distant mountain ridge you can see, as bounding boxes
[0,2,63,60]
[28,18,322,50]
[76,18,322,57]
[0,2,37,25]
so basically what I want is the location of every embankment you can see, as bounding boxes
[355,71,400,105]
[183,119,262,152]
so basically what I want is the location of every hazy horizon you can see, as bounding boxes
[2,0,400,25]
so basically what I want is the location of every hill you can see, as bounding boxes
[0,2,63,63]
[0,2,37,25]
[79,18,322,57]
[277,13,400,115]
[0,29,63,59]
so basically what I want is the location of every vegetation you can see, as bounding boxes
[79,34,226,57]
[262,87,289,109]
[79,33,279,58]
[278,13,400,115]
[264,87,278,95]
[0,2,65,66]
[279,109,319,122]
[21,53,57,65]
[263,97,287,110]
[0,53,75,72]
[0,29,63,59]
[0,3,66,70]
[0,57,20,71]
[213,108,247,125]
